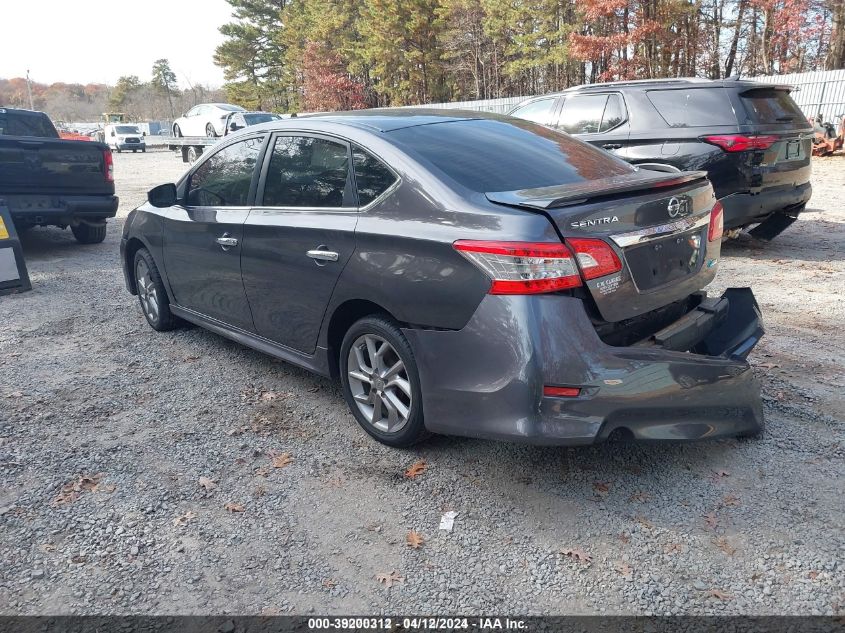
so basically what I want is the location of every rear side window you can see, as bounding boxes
[0,110,58,138]
[600,94,627,132]
[262,136,351,208]
[558,95,608,134]
[353,147,397,206]
[388,118,633,193]
[187,136,264,207]
[739,88,805,124]
[509,98,557,125]
[647,88,737,127]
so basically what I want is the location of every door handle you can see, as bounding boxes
[307,249,339,262]
[216,234,239,250]
[602,143,622,150]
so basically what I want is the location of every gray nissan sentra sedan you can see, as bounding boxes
[120,109,765,447]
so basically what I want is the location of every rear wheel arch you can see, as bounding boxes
[326,299,400,378]
[124,237,153,294]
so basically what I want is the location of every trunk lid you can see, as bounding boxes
[0,136,113,195]
[487,170,720,323]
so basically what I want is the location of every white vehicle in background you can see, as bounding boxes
[171,103,246,138]
[104,124,146,153]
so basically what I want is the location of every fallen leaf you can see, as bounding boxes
[617,563,633,577]
[322,578,337,589]
[272,453,293,469]
[629,491,650,503]
[714,537,737,556]
[52,474,104,505]
[94,483,116,493]
[173,511,197,527]
[756,362,779,369]
[618,533,630,544]
[706,589,733,601]
[406,530,425,549]
[664,543,683,555]
[561,548,593,565]
[254,467,271,478]
[376,570,403,587]
[198,476,217,492]
[224,502,245,513]
[40,543,56,553]
[635,516,654,530]
[722,494,741,507]
[404,460,427,479]
[703,512,719,530]
[808,571,819,580]
[593,482,610,496]
[260,391,281,401]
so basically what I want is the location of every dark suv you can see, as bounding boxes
[509,79,813,240]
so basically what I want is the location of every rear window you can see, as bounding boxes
[647,88,737,127]
[739,88,805,124]
[0,109,59,138]
[388,118,633,193]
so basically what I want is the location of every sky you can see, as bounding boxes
[0,0,235,88]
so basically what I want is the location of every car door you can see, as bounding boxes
[240,133,359,354]
[161,134,267,330]
[185,105,204,136]
[555,93,631,159]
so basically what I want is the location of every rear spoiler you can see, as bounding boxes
[485,170,708,210]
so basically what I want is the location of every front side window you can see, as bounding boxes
[353,147,397,206]
[510,98,556,125]
[187,136,264,207]
[558,95,608,134]
[262,136,351,208]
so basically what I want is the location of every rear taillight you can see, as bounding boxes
[566,238,623,280]
[702,134,778,152]
[708,201,724,242]
[103,149,114,182]
[453,240,582,294]
[544,385,581,398]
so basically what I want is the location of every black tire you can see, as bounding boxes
[133,248,178,331]
[142,148,146,153]
[71,222,107,244]
[187,146,199,163]
[339,315,429,447]
[206,123,217,138]
[115,147,122,153]
[173,124,182,137]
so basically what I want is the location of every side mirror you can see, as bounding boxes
[110,131,116,137]
[142,131,146,137]
[148,183,178,208]
[229,122,240,131]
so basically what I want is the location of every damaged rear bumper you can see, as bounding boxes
[403,288,764,445]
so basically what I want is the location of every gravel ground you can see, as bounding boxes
[1,149,843,616]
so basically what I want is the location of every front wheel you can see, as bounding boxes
[339,316,428,447]
[71,222,107,244]
[205,123,217,138]
[173,124,182,137]
[133,248,177,331]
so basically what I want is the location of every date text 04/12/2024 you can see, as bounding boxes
[307,617,528,630]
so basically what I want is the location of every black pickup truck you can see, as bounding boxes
[0,107,118,243]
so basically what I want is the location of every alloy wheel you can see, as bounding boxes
[347,334,412,434]
[135,258,159,323]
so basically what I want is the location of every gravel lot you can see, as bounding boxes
[1,149,843,616]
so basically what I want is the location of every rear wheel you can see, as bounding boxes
[187,146,200,163]
[71,222,107,244]
[340,316,428,447]
[133,248,177,331]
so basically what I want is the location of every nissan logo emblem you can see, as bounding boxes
[667,197,683,218]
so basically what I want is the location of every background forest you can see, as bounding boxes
[3,0,845,121]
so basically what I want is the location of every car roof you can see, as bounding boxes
[302,108,486,132]
[516,78,792,102]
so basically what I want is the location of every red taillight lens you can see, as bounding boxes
[544,385,581,398]
[702,134,778,152]
[566,238,622,280]
[453,240,582,294]
[103,149,114,182]
[708,201,724,242]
